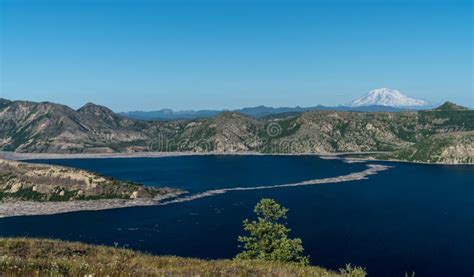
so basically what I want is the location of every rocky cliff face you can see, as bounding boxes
[0,98,472,163]
[0,159,181,201]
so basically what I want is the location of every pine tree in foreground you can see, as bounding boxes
[236,198,309,265]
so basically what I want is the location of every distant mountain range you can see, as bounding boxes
[0,97,472,164]
[120,88,434,121]
[120,105,414,121]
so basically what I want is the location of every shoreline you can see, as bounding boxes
[0,151,472,166]
[0,192,183,219]
[0,151,388,160]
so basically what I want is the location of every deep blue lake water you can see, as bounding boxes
[1,155,473,276]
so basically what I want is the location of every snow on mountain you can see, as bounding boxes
[350,88,430,107]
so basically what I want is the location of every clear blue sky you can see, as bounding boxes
[1,0,472,111]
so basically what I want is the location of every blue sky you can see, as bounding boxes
[0,0,472,111]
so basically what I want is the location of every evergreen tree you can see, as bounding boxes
[236,198,309,265]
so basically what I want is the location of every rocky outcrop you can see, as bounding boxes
[0,159,182,202]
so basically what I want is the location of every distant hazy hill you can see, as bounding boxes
[0,98,472,163]
[434,101,470,111]
[120,105,413,121]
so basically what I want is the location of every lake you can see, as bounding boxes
[0,155,473,276]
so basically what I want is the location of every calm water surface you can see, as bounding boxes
[1,155,473,276]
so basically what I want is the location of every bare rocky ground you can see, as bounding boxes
[0,194,180,218]
[0,151,263,160]
[0,158,183,217]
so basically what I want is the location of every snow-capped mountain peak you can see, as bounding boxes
[350,88,429,107]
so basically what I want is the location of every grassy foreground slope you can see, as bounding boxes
[0,238,365,276]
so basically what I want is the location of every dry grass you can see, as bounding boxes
[0,238,366,276]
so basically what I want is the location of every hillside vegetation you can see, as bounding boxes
[0,98,472,163]
[0,238,365,276]
[384,131,474,163]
